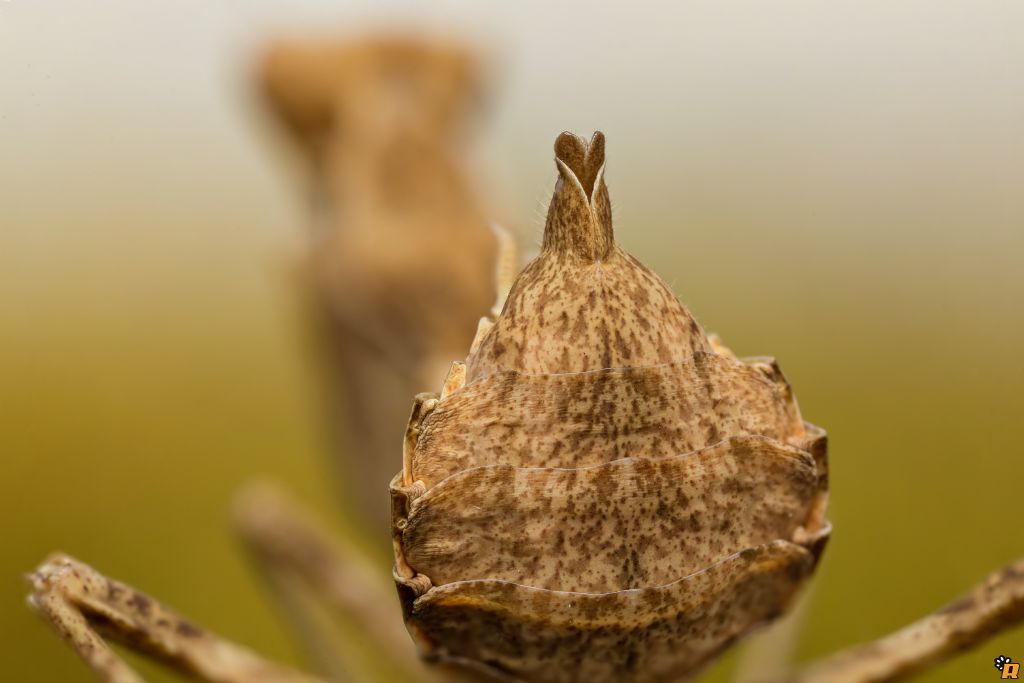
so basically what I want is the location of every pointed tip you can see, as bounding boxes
[554,131,606,201]
[544,130,614,261]
[587,130,606,176]
[554,131,587,175]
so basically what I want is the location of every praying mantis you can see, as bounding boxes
[26,34,1024,683]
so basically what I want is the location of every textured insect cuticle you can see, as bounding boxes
[390,131,829,683]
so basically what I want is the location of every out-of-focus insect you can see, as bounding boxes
[260,34,517,534]
[24,130,1024,683]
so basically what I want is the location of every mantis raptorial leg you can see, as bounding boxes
[773,557,1024,683]
[232,482,431,683]
[26,554,326,683]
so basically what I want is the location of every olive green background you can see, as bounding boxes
[2,2,1022,681]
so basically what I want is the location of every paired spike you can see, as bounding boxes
[544,131,614,262]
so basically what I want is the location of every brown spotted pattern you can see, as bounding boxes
[466,131,708,381]
[391,131,830,683]
[409,542,813,683]
[403,436,816,592]
[413,354,803,488]
[27,554,318,683]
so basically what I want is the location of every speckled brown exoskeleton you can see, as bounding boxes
[389,130,830,683]
[25,131,1024,683]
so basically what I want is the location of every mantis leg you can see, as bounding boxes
[26,553,325,683]
[780,557,1024,683]
[232,482,432,683]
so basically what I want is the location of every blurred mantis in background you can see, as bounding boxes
[24,31,1024,683]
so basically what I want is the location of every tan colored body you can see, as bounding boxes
[391,132,829,682]
[261,37,502,531]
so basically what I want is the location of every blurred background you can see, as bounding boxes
[2,1,1022,681]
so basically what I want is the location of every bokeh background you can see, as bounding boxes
[2,1,1022,681]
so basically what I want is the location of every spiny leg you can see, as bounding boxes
[777,557,1024,683]
[233,483,432,683]
[26,553,325,683]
